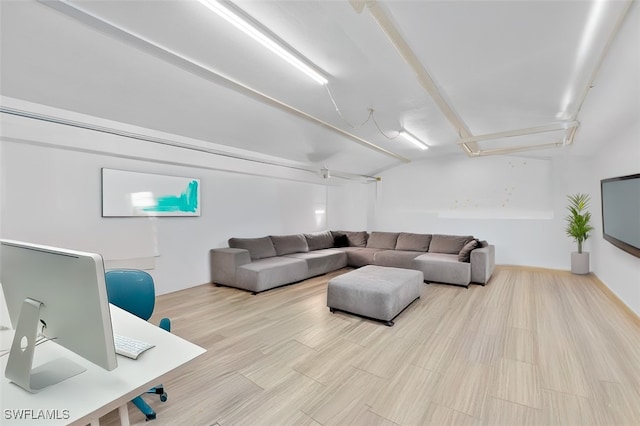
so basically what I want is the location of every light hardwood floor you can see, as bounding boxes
[100,266,640,426]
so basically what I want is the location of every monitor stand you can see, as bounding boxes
[5,298,86,393]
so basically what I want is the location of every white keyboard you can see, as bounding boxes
[114,334,155,360]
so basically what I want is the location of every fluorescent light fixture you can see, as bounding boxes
[198,0,328,85]
[558,0,607,117]
[400,130,429,150]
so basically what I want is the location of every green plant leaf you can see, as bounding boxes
[565,193,594,253]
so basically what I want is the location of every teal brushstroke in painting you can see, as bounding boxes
[143,180,199,213]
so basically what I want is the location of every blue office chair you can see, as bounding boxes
[105,269,171,421]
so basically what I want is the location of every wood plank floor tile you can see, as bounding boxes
[409,330,457,373]
[295,338,365,385]
[503,327,536,364]
[351,336,419,379]
[98,266,640,426]
[217,371,323,426]
[540,390,599,426]
[490,358,542,409]
[506,272,537,331]
[594,380,640,425]
[432,359,491,418]
[453,330,503,366]
[341,319,395,347]
[539,349,592,398]
[294,314,353,349]
[346,406,399,426]
[482,396,541,426]
[369,364,442,425]
[420,404,480,426]
[239,339,316,389]
[302,367,386,424]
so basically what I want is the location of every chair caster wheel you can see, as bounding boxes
[160,393,168,402]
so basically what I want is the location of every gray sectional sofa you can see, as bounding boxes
[210,231,495,294]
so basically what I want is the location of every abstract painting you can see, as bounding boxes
[102,168,201,217]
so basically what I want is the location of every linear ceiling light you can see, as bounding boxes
[198,0,328,85]
[558,0,608,119]
[400,130,429,150]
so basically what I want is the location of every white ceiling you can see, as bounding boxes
[1,0,638,177]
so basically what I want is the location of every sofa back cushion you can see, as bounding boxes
[395,233,432,252]
[304,231,334,251]
[270,234,309,256]
[366,232,400,249]
[333,234,349,247]
[332,231,369,247]
[429,234,474,254]
[458,239,479,262]
[229,237,277,260]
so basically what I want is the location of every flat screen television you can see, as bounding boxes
[600,173,640,258]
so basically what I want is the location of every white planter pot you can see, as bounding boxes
[571,252,590,274]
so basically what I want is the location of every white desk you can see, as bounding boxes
[1,304,206,425]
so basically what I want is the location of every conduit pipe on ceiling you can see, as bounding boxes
[0,106,381,183]
[358,0,633,157]
[457,121,580,145]
[360,0,476,154]
[469,142,565,157]
[37,0,410,166]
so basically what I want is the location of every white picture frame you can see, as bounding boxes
[101,169,201,217]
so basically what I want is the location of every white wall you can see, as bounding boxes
[372,154,581,269]
[590,122,640,315]
[327,181,372,231]
[0,102,370,295]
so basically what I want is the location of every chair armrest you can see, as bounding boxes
[159,318,171,332]
[470,244,495,284]
[210,248,251,286]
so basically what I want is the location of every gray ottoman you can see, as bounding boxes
[327,265,423,326]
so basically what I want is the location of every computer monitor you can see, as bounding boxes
[0,239,117,393]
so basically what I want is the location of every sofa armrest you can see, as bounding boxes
[470,244,495,284]
[210,248,251,286]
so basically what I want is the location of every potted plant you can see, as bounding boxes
[565,193,594,274]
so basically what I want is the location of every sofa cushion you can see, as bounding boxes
[373,250,423,269]
[458,239,479,262]
[332,231,368,247]
[366,232,400,249]
[285,249,347,277]
[395,233,432,252]
[270,234,309,256]
[334,247,383,267]
[236,257,308,293]
[429,234,473,254]
[413,253,471,286]
[333,234,349,247]
[228,237,277,260]
[304,231,335,251]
